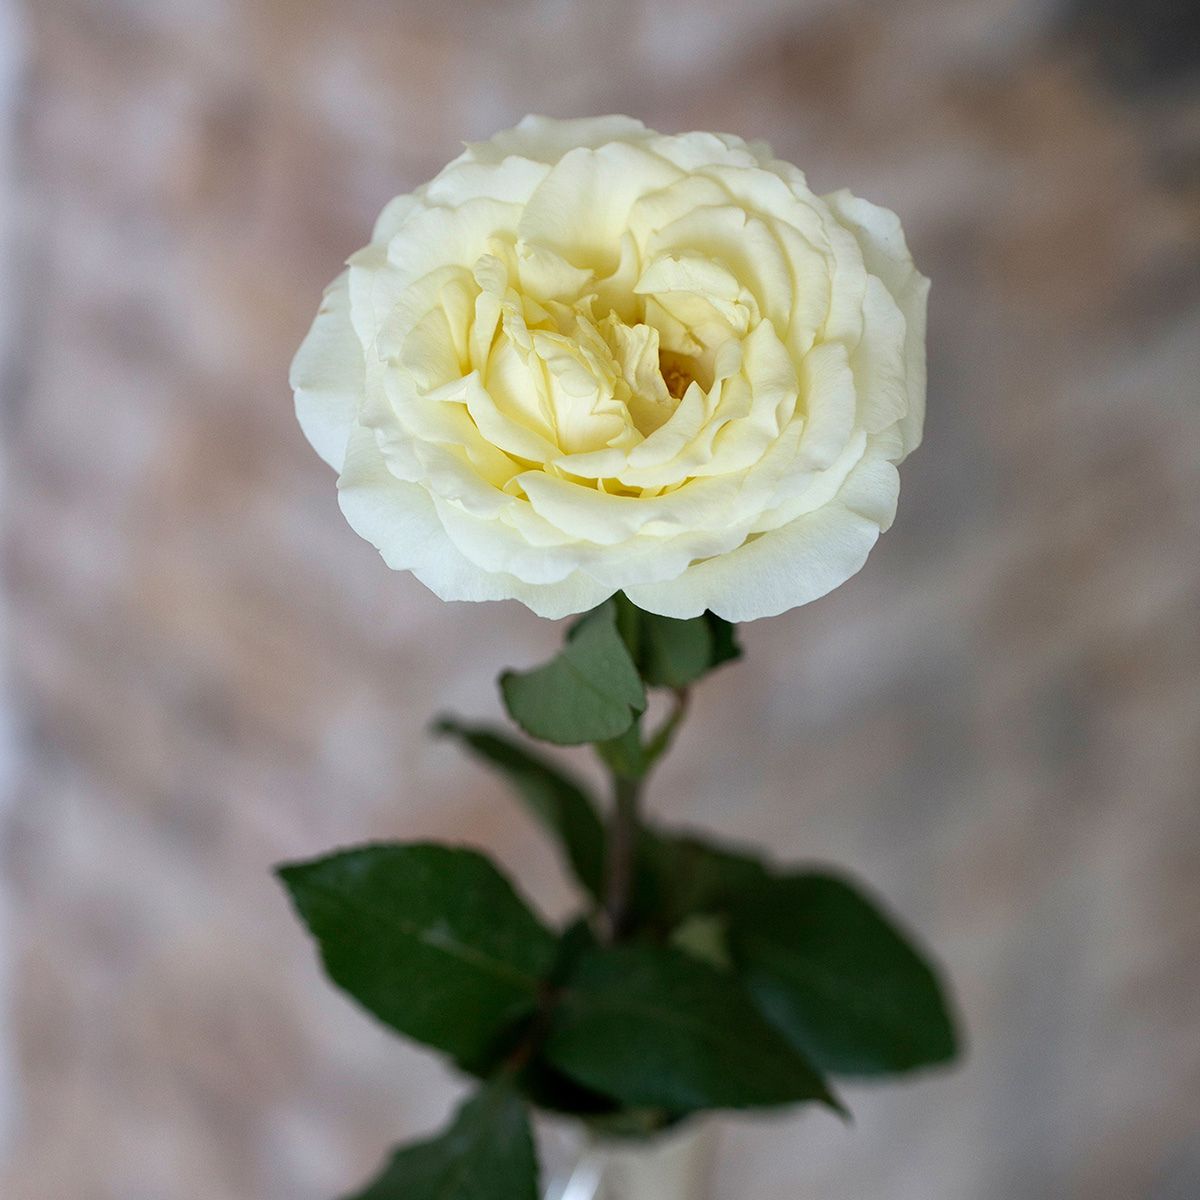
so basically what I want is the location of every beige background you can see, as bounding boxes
[2,1,1199,1197]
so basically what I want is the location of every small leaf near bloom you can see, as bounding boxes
[621,605,742,689]
[292,115,928,621]
[500,600,645,744]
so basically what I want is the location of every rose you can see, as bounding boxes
[292,115,927,621]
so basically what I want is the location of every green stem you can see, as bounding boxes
[603,770,643,942]
[599,686,694,939]
[644,687,690,764]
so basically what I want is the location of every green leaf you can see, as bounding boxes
[616,599,743,690]
[278,844,558,1070]
[729,872,960,1077]
[512,920,626,1117]
[345,1079,538,1200]
[704,613,742,671]
[595,720,648,781]
[501,601,646,745]
[512,1057,620,1119]
[544,943,839,1115]
[619,826,960,1080]
[434,719,606,901]
[637,614,715,688]
[629,827,771,934]
[669,913,732,970]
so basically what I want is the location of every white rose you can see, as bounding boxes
[292,115,927,621]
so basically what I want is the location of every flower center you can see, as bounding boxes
[658,352,696,400]
[458,246,747,464]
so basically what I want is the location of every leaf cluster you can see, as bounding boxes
[278,599,958,1198]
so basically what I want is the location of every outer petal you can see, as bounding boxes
[462,114,652,166]
[336,424,612,618]
[646,130,763,172]
[372,191,425,244]
[824,189,929,457]
[290,271,361,472]
[423,155,550,209]
[624,453,900,622]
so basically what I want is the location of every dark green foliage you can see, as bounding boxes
[623,830,959,1076]
[728,872,960,1076]
[343,1081,538,1200]
[434,720,606,900]
[278,844,557,1071]
[543,943,839,1114]
[281,595,961,1200]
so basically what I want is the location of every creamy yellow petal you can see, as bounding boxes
[290,270,362,471]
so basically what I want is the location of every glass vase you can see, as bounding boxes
[544,1119,716,1200]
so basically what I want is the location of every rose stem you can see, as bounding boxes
[603,771,643,942]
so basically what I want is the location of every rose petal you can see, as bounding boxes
[290,271,361,472]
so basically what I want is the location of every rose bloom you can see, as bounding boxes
[292,116,927,621]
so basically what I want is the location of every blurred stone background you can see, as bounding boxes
[1,0,1198,1197]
